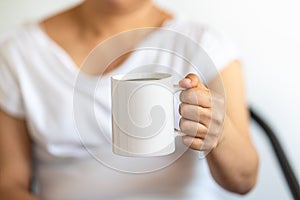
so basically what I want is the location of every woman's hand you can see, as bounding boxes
[179,73,225,152]
[178,63,258,194]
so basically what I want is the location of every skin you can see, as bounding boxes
[0,109,38,200]
[0,0,259,199]
[179,61,259,194]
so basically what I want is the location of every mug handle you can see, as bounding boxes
[173,84,186,137]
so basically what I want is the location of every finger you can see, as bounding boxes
[179,78,192,88]
[179,73,203,89]
[182,136,203,151]
[180,88,211,107]
[179,103,211,126]
[179,118,207,138]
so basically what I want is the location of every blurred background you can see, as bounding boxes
[0,0,299,199]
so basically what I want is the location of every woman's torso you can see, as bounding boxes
[0,17,237,199]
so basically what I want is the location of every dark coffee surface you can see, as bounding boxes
[125,78,161,81]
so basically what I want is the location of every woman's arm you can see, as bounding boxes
[0,109,38,200]
[206,61,259,194]
[179,61,259,194]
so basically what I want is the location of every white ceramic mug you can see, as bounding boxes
[111,72,184,157]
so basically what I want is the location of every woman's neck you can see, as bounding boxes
[40,1,172,70]
[73,1,171,38]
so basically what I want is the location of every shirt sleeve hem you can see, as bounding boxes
[0,97,25,119]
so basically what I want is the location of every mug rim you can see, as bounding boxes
[111,72,172,82]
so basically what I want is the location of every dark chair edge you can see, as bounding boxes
[249,107,300,199]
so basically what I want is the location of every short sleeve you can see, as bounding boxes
[170,20,240,82]
[200,27,239,72]
[0,48,25,118]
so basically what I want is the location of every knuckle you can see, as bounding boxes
[213,112,224,125]
[197,124,208,135]
[214,96,225,106]
[197,106,203,116]
[203,110,213,126]
[207,126,220,137]
[211,93,225,105]
[187,73,198,81]
[204,93,213,105]
[201,108,212,120]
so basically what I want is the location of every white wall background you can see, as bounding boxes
[0,0,299,199]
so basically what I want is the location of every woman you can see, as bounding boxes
[0,0,259,199]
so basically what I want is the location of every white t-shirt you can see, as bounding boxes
[0,18,238,200]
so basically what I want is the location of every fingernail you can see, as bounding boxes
[184,78,191,83]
